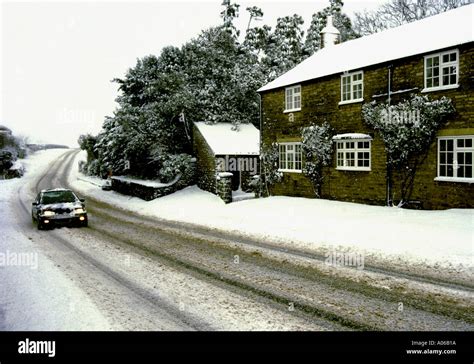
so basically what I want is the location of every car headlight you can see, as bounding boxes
[42,210,55,217]
[74,208,86,214]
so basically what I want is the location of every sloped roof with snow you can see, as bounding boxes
[258,4,474,93]
[194,122,260,156]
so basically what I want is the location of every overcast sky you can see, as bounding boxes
[0,0,382,147]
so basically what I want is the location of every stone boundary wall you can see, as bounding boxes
[111,162,196,201]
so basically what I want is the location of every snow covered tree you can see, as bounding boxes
[261,14,305,81]
[220,0,240,38]
[94,114,129,177]
[362,95,455,206]
[354,0,471,36]
[113,55,162,108]
[182,25,263,127]
[243,6,270,58]
[304,0,359,57]
[245,5,263,31]
[90,2,264,179]
[301,122,333,197]
[78,134,98,164]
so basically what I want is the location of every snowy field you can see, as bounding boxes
[70,151,473,278]
[0,149,112,330]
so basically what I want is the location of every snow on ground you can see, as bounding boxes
[0,149,65,199]
[71,151,473,276]
[112,175,169,188]
[77,174,106,188]
[232,188,255,202]
[0,149,112,330]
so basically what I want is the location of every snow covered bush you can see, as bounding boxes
[78,160,86,174]
[260,142,283,196]
[158,153,195,184]
[248,175,262,197]
[301,122,333,197]
[362,95,455,206]
[86,159,101,177]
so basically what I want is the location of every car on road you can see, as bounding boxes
[32,188,88,230]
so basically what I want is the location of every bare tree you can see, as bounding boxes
[354,0,472,35]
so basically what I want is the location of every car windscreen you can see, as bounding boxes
[41,191,77,204]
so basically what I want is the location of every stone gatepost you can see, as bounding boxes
[216,172,233,204]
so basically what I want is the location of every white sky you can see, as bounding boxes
[0,0,382,147]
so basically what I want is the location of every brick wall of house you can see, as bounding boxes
[261,42,473,209]
[192,125,217,194]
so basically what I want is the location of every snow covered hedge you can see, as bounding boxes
[158,154,196,184]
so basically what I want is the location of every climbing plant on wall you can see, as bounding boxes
[362,94,455,206]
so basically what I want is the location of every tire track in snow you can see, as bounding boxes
[15,150,212,330]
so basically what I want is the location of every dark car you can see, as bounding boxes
[32,188,88,230]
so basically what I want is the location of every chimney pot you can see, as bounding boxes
[321,15,340,48]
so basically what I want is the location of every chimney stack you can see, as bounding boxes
[321,15,340,48]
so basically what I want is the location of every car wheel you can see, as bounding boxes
[37,221,43,230]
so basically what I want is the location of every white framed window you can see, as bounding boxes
[436,136,473,183]
[424,49,459,92]
[340,71,363,104]
[336,139,371,171]
[284,85,301,112]
[278,142,302,172]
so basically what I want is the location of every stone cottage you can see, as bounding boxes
[257,6,473,209]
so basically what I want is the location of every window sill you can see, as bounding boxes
[283,108,301,114]
[278,169,302,174]
[434,177,474,183]
[338,98,364,106]
[421,84,459,93]
[336,167,371,172]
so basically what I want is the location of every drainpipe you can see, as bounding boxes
[388,65,392,105]
[386,65,393,206]
[258,91,268,197]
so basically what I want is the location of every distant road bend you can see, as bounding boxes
[13,149,474,331]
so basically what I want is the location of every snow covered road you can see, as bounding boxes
[1,149,473,331]
[1,150,335,330]
[0,150,111,330]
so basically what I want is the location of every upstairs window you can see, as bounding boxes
[278,143,302,172]
[437,136,473,182]
[285,85,301,112]
[340,71,363,104]
[424,50,459,91]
